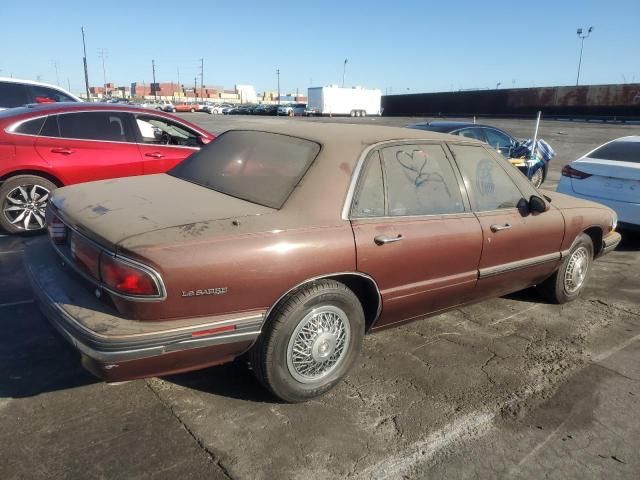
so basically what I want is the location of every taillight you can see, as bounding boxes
[48,215,67,244]
[100,254,160,297]
[561,164,592,179]
[70,233,100,279]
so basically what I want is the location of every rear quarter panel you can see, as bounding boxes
[111,223,357,321]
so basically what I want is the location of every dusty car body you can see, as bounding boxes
[26,123,620,402]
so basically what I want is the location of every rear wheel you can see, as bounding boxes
[350,110,356,117]
[537,233,594,303]
[250,279,364,402]
[190,108,195,112]
[360,110,366,117]
[0,175,56,234]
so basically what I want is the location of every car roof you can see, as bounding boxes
[0,77,82,101]
[409,121,509,132]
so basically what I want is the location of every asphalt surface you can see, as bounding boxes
[1,114,639,479]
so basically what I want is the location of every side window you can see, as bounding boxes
[351,153,384,218]
[134,115,200,147]
[484,128,513,157]
[381,144,465,216]
[40,115,60,137]
[456,128,486,142]
[57,112,130,142]
[29,85,76,103]
[450,145,524,211]
[14,117,46,135]
[0,82,29,108]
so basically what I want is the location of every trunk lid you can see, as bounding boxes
[569,158,640,203]
[51,174,274,250]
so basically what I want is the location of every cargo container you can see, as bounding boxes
[306,86,382,116]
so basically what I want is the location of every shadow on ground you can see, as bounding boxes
[0,303,97,398]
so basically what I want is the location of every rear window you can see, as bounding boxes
[587,141,640,163]
[0,82,29,109]
[169,130,321,209]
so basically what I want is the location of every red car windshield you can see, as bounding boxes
[169,130,320,209]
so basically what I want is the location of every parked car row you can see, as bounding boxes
[223,103,307,116]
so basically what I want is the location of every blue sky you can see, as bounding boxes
[2,0,639,95]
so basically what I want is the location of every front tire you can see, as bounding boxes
[537,233,594,303]
[0,175,56,234]
[531,167,544,188]
[250,279,364,402]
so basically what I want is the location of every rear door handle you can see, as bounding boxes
[490,223,512,232]
[374,234,403,245]
[50,148,74,155]
[145,152,164,159]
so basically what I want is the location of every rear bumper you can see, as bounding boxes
[600,231,622,257]
[25,237,264,381]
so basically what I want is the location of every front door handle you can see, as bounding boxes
[490,223,512,232]
[374,234,403,245]
[145,152,165,159]
[50,148,74,155]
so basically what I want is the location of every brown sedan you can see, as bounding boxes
[26,123,621,402]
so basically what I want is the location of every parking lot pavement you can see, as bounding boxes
[1,117,639,479]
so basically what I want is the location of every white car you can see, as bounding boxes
[277,103,306,116]
[159,101,175,112]
[0,77,81,110]
[557,136,640,230]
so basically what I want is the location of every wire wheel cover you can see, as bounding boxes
[286,306,351,383]
[564,246,589,293]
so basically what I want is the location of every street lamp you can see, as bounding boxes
[495,82,501,89]
[342,59,348,88]
[576,26,594,86]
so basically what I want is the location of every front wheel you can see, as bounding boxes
[0,175,56,234]
[249,279,364,402]
[536,233,594,303]
[530,166,545,188]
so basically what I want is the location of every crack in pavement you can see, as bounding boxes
[145,379,234,480]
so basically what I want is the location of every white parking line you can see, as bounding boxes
[0,299,34,308]
[0,249,24,255]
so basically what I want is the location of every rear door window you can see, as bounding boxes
[351,153,385,218]
[57,112,131,142]
[483,128,514,156]
[380,143,465,216]
[450,144,524,211]
[0,82,29,108]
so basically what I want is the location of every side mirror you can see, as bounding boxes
[529,195,548,214]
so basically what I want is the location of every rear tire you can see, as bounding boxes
[250,279,364,403]
[0,175,56,234]
[536,233,594,304]
[350,110,356,117]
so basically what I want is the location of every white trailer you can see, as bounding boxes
[306,86,382,117]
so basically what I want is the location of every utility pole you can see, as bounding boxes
[276,69,280,105]
[194,77,197,101]
[67,78,71,92]
[81,27,90,101]
[152,59,157,101]
[98,48,108,97]
[576,26,594,86]
[200,58,204,101]
[342,58,348,88]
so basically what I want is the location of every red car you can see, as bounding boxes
[0,103,214,233]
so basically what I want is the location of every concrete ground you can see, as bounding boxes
[1,115,639,479]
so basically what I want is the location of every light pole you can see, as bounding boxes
[81,27,90,101]
[276,68,280,105]
[152,60,157,101]
[576,26,594,86]
[495,82,501,89]
[200,58,204,100]
[342,58,348,87]
[98,48,107,97]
